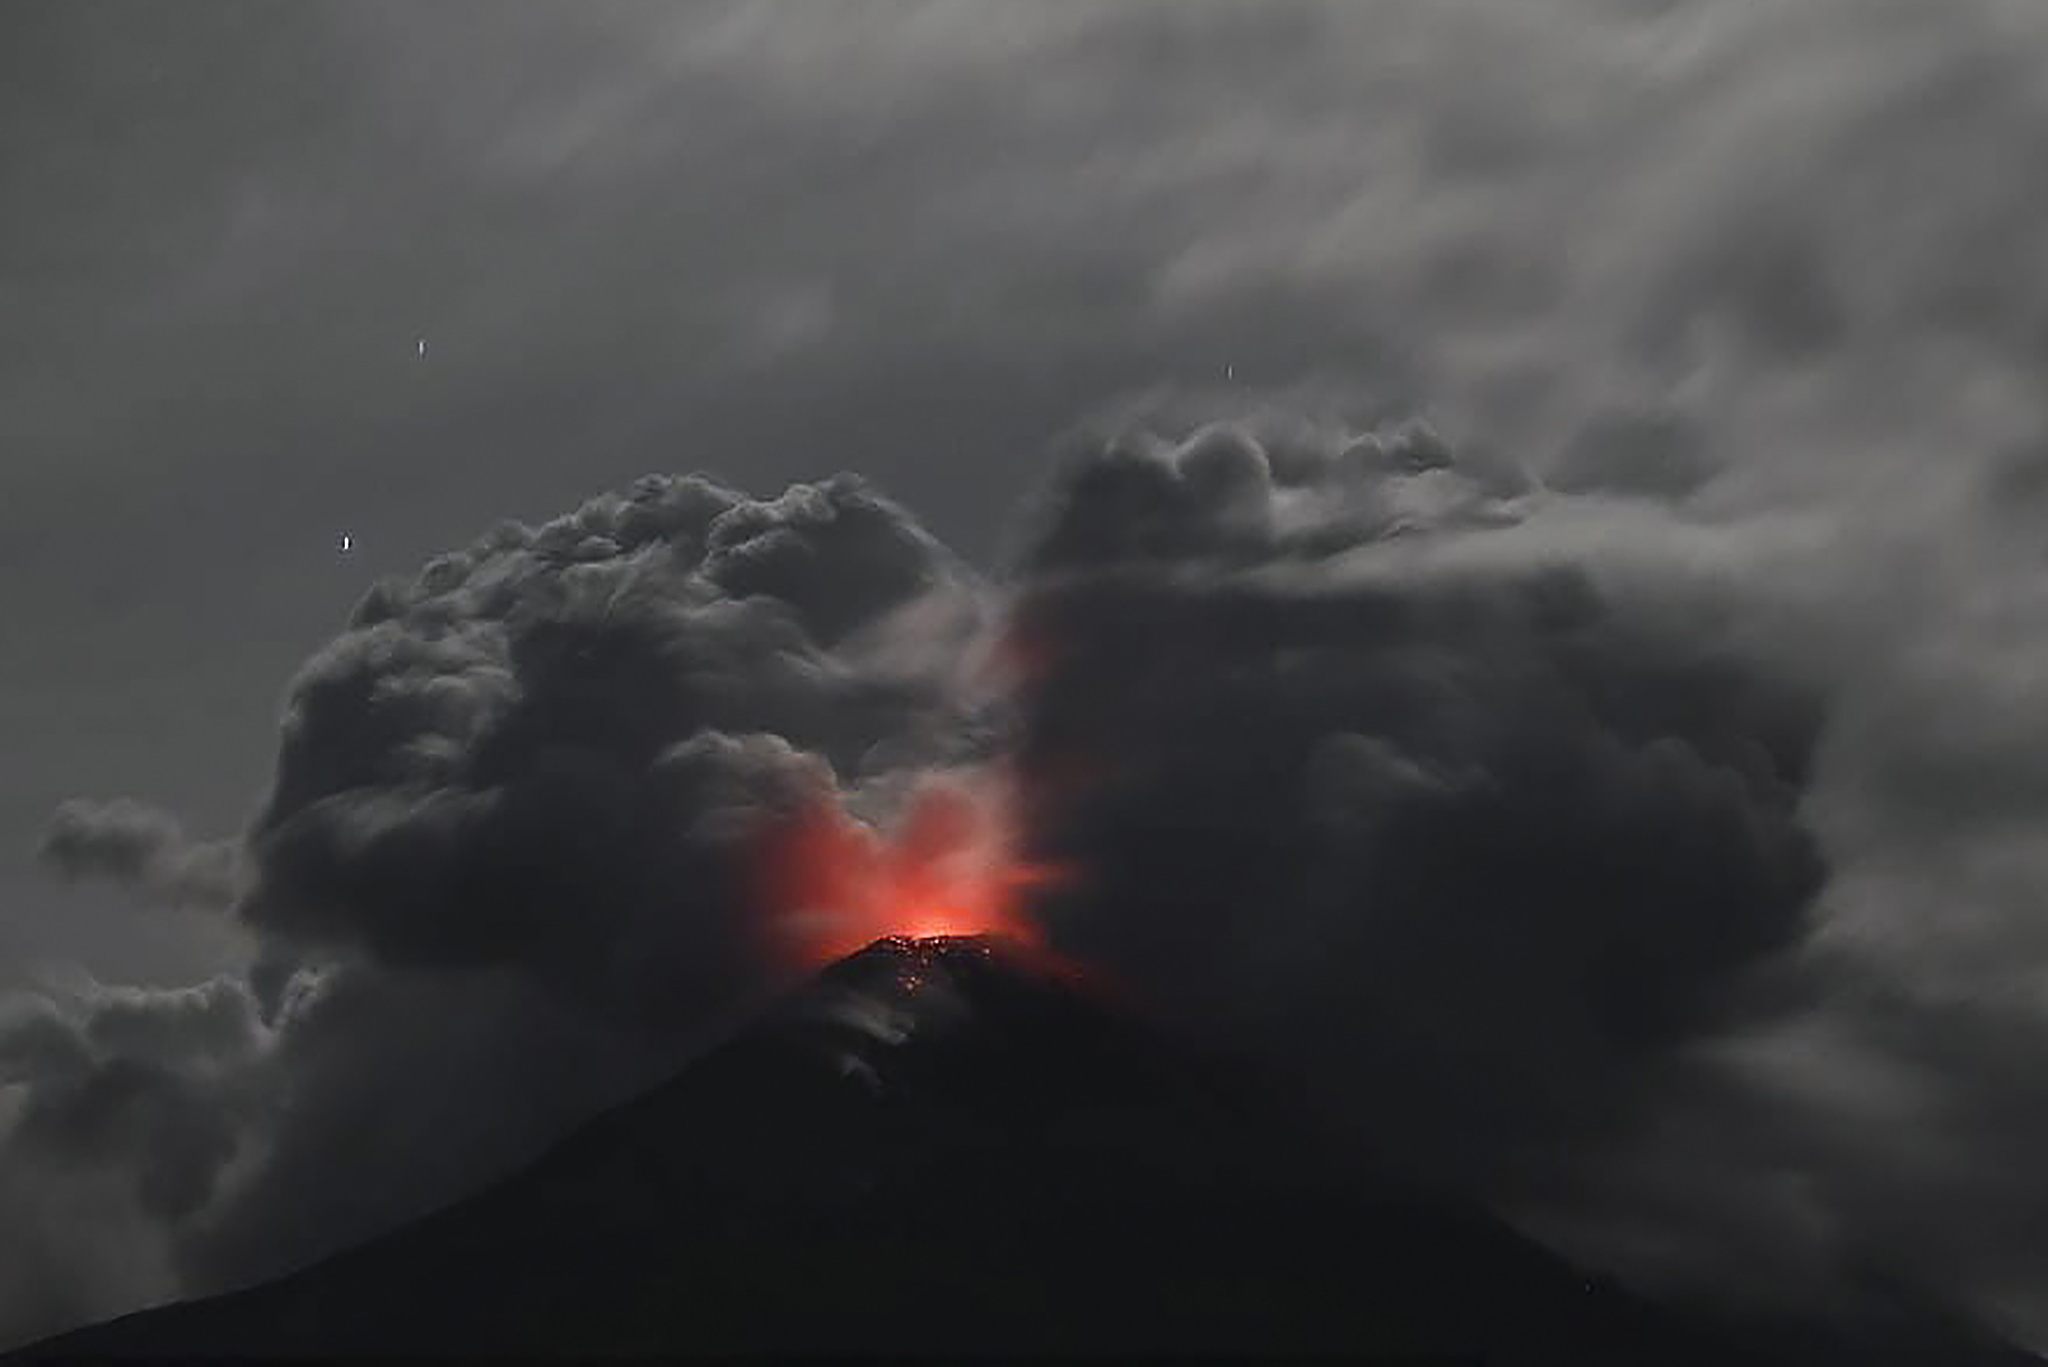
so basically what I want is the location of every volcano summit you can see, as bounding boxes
[12,935,2033,1362]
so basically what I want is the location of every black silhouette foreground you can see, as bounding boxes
[15,936,2037,1362]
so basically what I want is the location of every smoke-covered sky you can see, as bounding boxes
[11,0,2048,1352]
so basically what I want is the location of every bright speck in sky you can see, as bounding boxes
[416,338,428,358]
[338,533,354,554]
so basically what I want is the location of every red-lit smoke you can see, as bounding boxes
[753,772,1071,967]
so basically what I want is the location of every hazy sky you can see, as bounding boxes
[12,0,2048,1349]
[2,1,1332,985]
[14,0,2045,991]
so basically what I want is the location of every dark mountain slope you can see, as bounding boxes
[16,936,2037,1362]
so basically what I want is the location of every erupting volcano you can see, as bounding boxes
[753,774,1070,967]
[22,933,2032,1363]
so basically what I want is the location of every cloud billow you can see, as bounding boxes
[18,0,2048,1350]
[5,469,992,1331]
[240,470,979,1026]
[10,416,2048,1351]
[41,800,239,911]
[1007,420,1830,1197]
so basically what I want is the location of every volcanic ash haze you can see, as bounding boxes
[6,415,2041,1356]
[23,933,2033,1362]
[16,0,2048,1355]
[752,772,1070,964]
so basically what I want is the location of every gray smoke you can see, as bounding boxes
[41,800,240,912]
[14,0,2048,1353]
[238,472,985,1025]
[10,426,2048,1352]
[3,471,993,1336]
[1011,420,1825,1164]
[1001,400,2048,1344]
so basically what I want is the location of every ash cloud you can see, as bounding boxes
[14,0,2048,1355]
[1008,419,1831,1194]
[1002,404,2048,1343]
[0,977,259,1344]
[241,470,980,1027]
[5,469,992,1337]
[12,427,2048,1353]
[41,799,240,911]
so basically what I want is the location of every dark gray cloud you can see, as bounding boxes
[0,976,260,1342]
[997,392,2048,1345]
[5,469,992,1337]
[181,960,672,1291]
[240,471,979,1024]
[9,422,2048,1354]
[13,0,2048,1355]
[40,800,240,911]
[1008,420,1828,1195]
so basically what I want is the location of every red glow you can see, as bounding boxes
[753,773,1073,968]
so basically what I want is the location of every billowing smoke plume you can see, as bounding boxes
[41,799,239,911]
[998,394,2048,1341]
[8,426,2048,1351]
[2,471,996,1338]
[237,471,986,1027]
[15,0,2048,1354]
[1008,418,1829,1193]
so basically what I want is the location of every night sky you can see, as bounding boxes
[9,0,2048,1353]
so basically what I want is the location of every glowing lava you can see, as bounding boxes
[754,773,1072,968]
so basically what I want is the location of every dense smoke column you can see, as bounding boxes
[234,471,986,1032]
[8,469,1002,1329]
[18,422,2048,1346]
[1004,418,1830,1196]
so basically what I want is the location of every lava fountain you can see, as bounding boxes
[753,771,1072,969]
